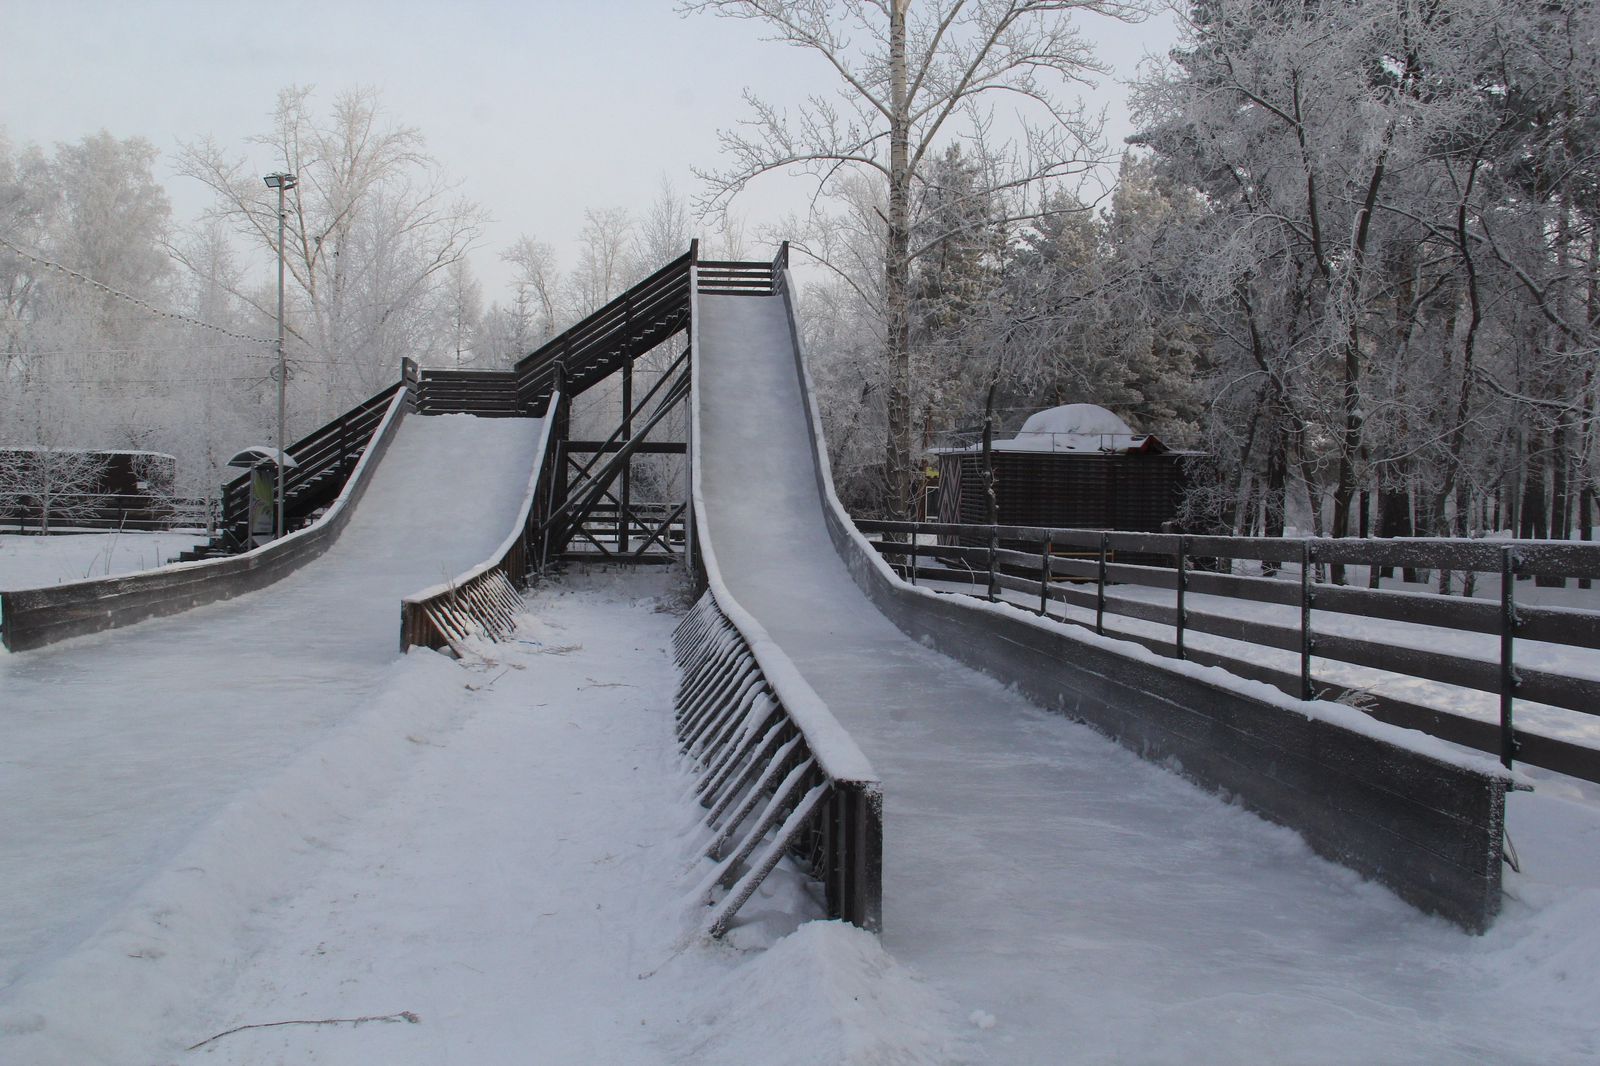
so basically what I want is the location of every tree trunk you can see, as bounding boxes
[1581,484,1594,591]
[1521,443,1548,540]
[883,0,913,520]
[1262,421,1289,577]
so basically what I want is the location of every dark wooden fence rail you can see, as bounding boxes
[221,382,405,548]
[2,494,213,534]
[858,519,1600,782]
[399,390,566,654]
[414,368,520,417]
[673,589,882,937]
[697,255,779,297]
[1,390,410,652]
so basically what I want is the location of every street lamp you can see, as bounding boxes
[263,172,297,539]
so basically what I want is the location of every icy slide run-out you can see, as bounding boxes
[694,294,1600,1064]
[0,416,541,999]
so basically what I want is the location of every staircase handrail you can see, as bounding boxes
[222,382,405,543]
[512,248,694,409]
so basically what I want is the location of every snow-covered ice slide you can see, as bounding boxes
[693,292,1599,1063]
[0,414,542,1000]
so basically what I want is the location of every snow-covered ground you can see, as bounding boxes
[9,562,1599,1063]
[0,572,954,1065]
[0,530,205,588]
[695,292,1600,1063]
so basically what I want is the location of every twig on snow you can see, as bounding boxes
[185,1010,420,1052]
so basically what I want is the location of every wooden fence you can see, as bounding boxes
[2,494,213,534]
[859,519,1600,783]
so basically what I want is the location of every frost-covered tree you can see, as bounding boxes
[178,86,486,420]
[1130,0,1600,573]
[0,447,110,534]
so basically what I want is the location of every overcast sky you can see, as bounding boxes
[0,0,1180,301]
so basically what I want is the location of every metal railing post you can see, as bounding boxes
[1501,545,1521,769]
[1096,532,1108,635]
[1039,535,1051,617]
[1300,540,1315,700]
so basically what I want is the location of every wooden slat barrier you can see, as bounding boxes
[697,243,786,297]
[399,390,565,655]
[859,519,1600,782]
[414,368,521,417]
[673,589,882,937]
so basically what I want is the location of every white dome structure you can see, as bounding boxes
[946,403,1158,454]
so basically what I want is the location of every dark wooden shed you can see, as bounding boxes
[1,448,179,532]
[932,404,1196,539]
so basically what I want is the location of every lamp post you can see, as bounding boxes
[263,172,297,539]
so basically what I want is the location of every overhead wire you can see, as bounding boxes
[0,231,273,346]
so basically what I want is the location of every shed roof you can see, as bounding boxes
[933,403,1169,455]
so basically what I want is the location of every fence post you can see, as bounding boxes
[909,521,920,585]
[987,526,999,602]
[1096,532,1109,636]
[1500,545,1521,769]
[1300,540,1315,700]
[1039,535,1052,616]
[1175,535,1188,660]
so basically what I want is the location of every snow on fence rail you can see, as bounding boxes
[673,589,882,937]
[399,392,563,655]
[860,520,1600,783]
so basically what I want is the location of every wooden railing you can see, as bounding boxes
[399,391,566,654]
[1,390,410,652]
[859,519,1600,782]
[696,242,785,296]
[414,368,520,417]
[2,494,213,534]
[221,382,405,548]
[512,248,694,414]
[674,590,882,936]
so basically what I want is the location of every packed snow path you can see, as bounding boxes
[0,414,541,998]
[695,293,1600,1063]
